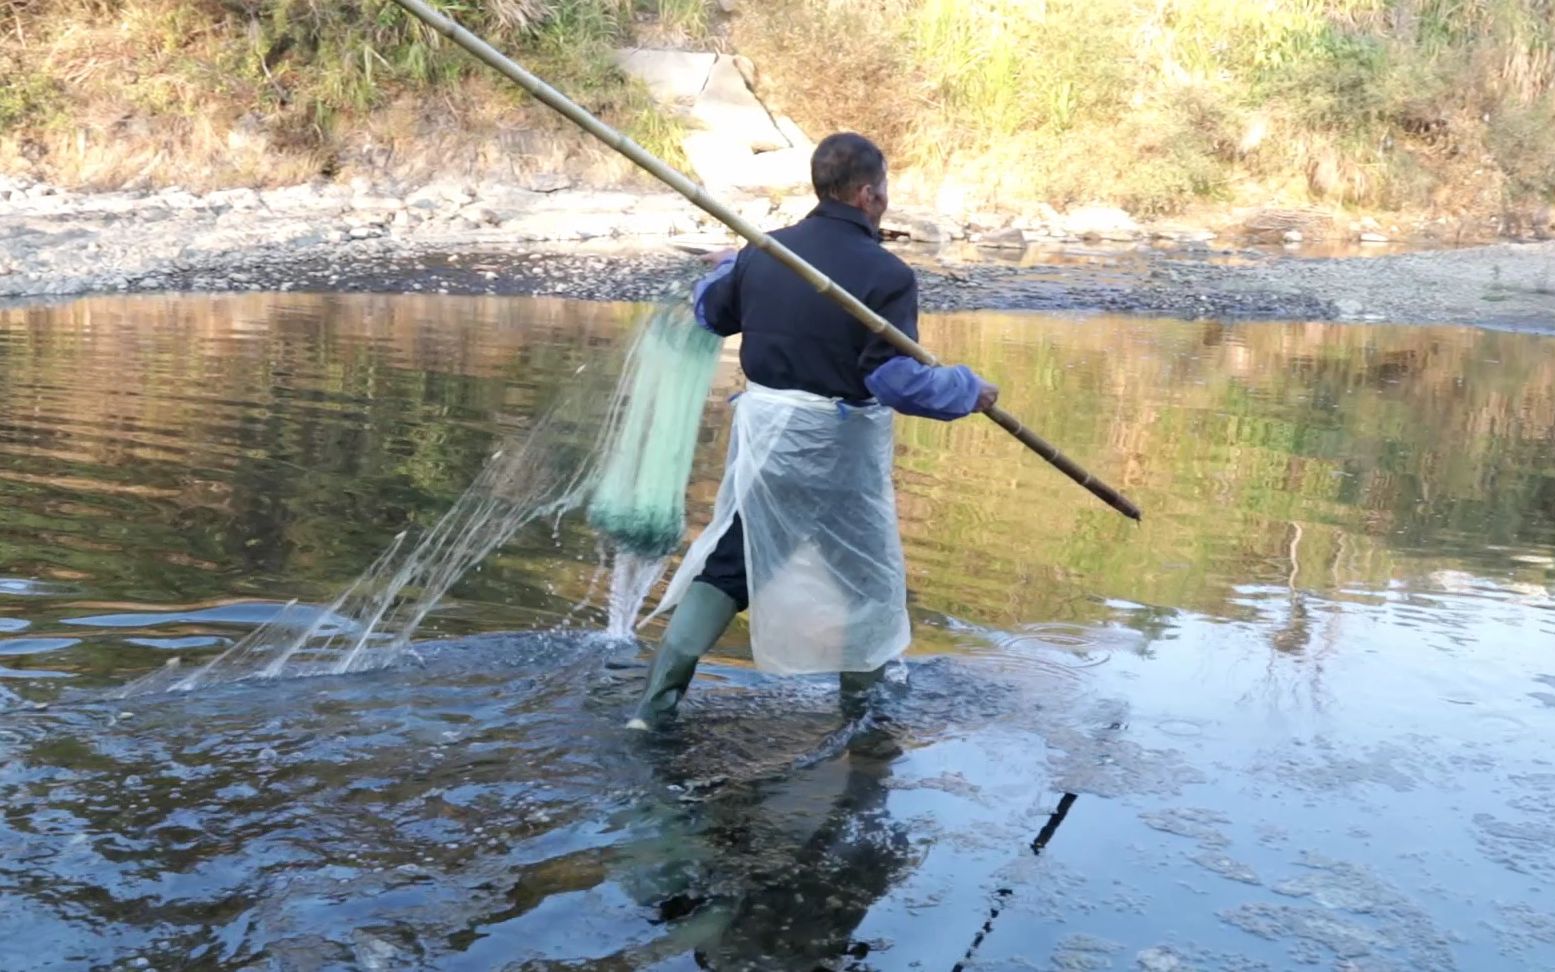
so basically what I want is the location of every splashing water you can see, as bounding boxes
[607,552,668,639]
[119,299,715,698]
[122,411,601,697]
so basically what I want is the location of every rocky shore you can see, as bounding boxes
[3,174,1552,329]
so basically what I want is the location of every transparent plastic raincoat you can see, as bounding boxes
[651,382,910,674]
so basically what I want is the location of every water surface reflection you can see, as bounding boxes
[0,294,1550,969]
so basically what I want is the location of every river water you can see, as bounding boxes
[0,293,1551,971]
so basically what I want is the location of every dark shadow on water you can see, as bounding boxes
[492,652,928,969]
[671,715,913,971]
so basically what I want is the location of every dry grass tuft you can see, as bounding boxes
[0,0,692,189]
[735,0,1555,220]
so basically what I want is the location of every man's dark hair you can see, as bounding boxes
[811,132,886,202]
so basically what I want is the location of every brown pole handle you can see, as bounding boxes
[983,405,1141,521]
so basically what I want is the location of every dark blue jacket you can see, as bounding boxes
[694,201,983,420]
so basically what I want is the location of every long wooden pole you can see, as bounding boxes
[388,0,1142,522]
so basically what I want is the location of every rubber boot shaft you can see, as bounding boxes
[628,582,738,728]
[838,664,888,720]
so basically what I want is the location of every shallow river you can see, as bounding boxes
[0,294,1552,971]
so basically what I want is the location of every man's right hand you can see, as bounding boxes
[976,381,1000,413]
[701,247,737,266]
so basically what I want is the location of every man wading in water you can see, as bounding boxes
[628,132,998,730]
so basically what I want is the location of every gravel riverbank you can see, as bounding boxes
[3,176,1552,328]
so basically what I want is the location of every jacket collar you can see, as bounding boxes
[807,199,880,239]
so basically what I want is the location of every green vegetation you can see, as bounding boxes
[0,0,697,186]
[2,0,1553,221]
[738,0,1555,219]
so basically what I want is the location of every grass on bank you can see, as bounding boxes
[0,0,701,188]
[734,0,1555,220]
[2,0,1553,226]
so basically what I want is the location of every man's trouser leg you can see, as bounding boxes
[627,518,747,730]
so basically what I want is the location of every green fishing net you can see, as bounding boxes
[587,300,724,558]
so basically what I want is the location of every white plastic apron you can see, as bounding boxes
[649,382,910,674]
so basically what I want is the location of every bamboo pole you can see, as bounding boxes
[387,0,1142,522]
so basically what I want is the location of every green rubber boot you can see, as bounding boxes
[626,582,738,730]
[838,664,888,720]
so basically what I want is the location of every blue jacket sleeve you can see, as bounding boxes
[865,356,986,421]
[859,261,985,420]
[692,254,740,336]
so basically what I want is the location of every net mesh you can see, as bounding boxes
[588,302,723,558]
[118,295,722,697]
